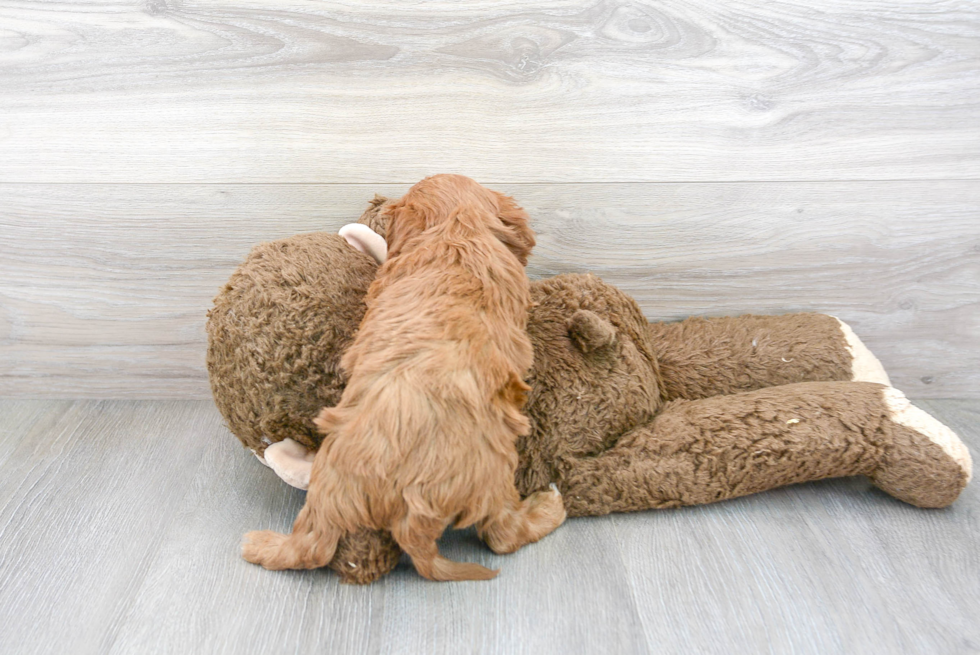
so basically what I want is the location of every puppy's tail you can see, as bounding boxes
[391,516,499,582]
[429,557,499,582]
[242,507,342,571]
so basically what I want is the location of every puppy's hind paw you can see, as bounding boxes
[526,486,567,533]
[242,530,289,569]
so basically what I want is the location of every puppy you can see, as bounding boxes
[242,174,566,581]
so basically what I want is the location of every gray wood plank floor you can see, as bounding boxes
[0,399,976,655]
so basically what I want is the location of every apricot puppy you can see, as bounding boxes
[242,174,566,581]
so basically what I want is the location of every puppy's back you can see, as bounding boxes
[322,204,533,518]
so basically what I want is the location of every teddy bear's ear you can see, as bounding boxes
[567,309,617,354]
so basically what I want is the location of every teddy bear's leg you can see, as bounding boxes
[832,317,890,385]
[872,387,972,507]
[648,313,889,401]
[258,439,401,582]
[555,381,971,516]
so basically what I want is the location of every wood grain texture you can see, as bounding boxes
[0,399,977,654]
[614,411,980,654]
[2,181,977,398]
[109,446,649,655]
[0,0,978,183]
[0,400,219,655]
[0,399,73,470]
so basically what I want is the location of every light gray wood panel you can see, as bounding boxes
[103,415,390,655]
[0,399,72,469]
[0,399,976,654]
[108,424,647,655]
[368,521,647,655]
[1,1,978,183]
[2,181,977,398]
[615,422,980,654]
[525,181,980,398]
[0,183,403,398]
[0,400,217,655]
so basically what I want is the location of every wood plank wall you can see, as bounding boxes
[1,1,978,398]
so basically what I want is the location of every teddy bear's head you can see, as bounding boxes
[206,197,390,455]
[516,274,664,495]
[208,198,663,498]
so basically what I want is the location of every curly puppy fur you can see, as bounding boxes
[241,175,565,580]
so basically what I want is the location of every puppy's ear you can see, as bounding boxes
[384,201,427,260]
[491,192,536,266]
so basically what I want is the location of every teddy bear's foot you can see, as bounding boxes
[264,438,315,490]
[871,388,972,508]
[833,317,891,385]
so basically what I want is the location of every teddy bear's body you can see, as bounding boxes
[207,196,971,584]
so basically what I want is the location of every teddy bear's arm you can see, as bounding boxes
[555,381,970,517]
[339,223,387,265]
[648,313,889,401]
[263,438,316,489]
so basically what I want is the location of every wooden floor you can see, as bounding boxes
[0,398,977,655]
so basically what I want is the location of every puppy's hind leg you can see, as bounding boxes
[390,513,498,581]
[478,484,566,555]
[242,505,341,570]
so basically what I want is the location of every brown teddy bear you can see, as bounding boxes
[207,196,972,584]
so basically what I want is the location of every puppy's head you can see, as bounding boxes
[384,174,535,265]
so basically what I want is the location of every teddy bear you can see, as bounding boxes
[206,195,972,584]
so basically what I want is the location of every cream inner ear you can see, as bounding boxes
[339,223,387,264]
